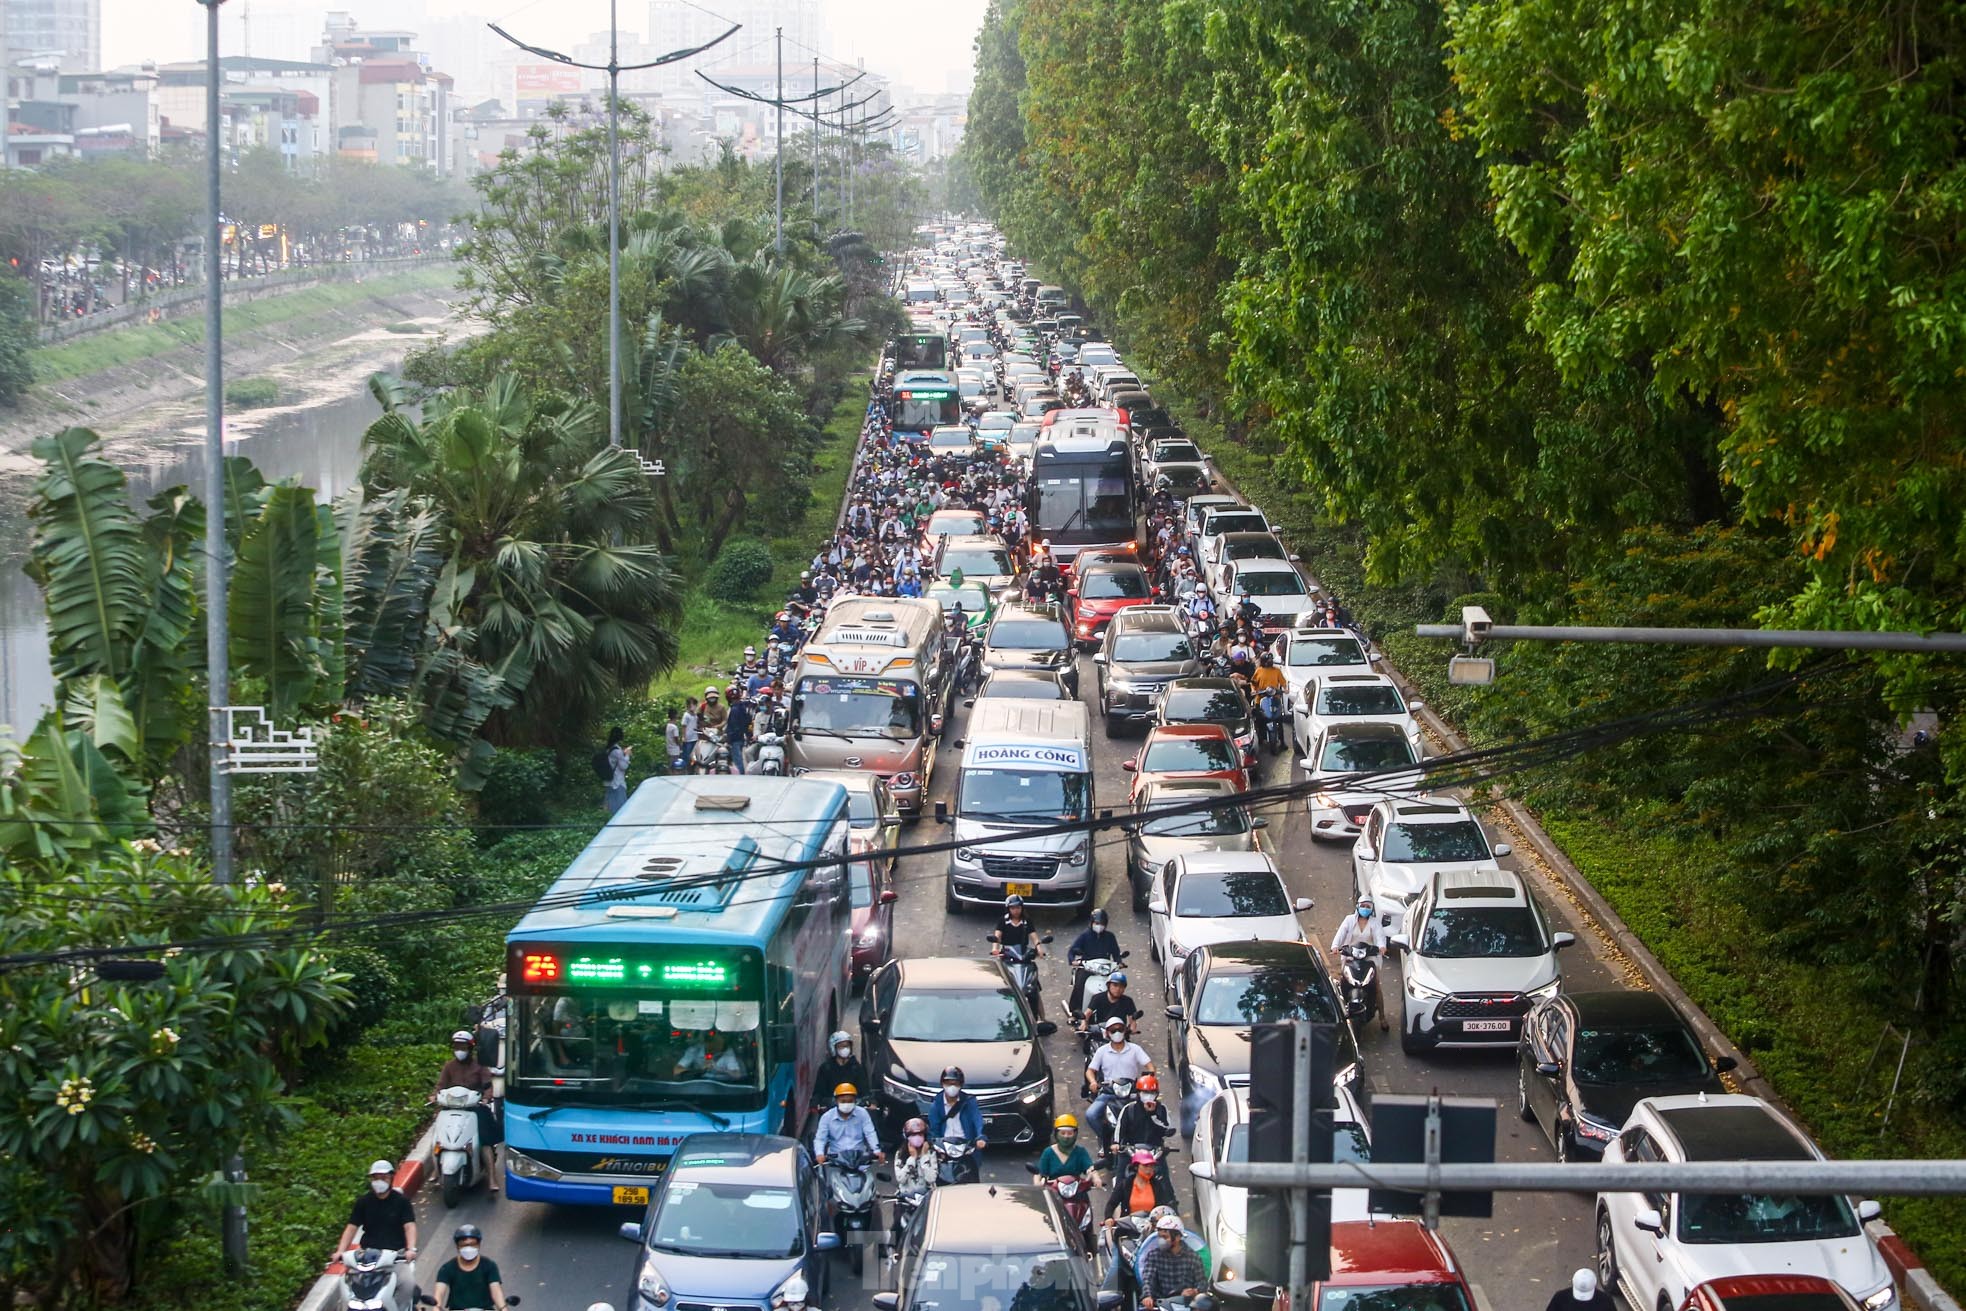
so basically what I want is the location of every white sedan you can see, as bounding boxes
[1296,671,1423,760]
[1146,851,1312,986]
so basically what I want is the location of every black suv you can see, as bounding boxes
[1093,606,1202,736]
[874,1183,1117,1311]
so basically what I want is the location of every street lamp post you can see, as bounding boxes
[489,13,739,448]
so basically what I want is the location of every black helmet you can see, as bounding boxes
[1089,908,1108,926]
[940,1066,965,1085]
[453,1224,483,1243]
[1005,893,1025,908]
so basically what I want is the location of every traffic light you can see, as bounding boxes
[1245,1021,1335,1286]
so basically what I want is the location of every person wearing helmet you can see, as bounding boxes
[432,1029,500,1192]
[335,1160,417,1263]
[698,686,729,732]
[1136,1213,1205,1309]
[1066,908,1123,1019]
[925,1066,986,1151]
[813,1083,883,1165]
[1032,1113,1095,1183]
[1085,1021,1154,1147]
[1083,969,1142,1041]
[809,1030,869,1115]
[434,1224,507,1311]
[1330,893,1390,1032]
[1112,1073,1174,1169]
[1544,1268,1614,1311]
[1103,1150,1178,1224]
[991,894,1039,958]
[892,1116,937,1194]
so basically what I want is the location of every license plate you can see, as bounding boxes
[1004,882,1034,897]
[612,1185,650,1206]
[1461,1019,1511,1033]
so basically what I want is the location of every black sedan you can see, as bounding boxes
[860,956,1059,1147]
[1516,990,1737,1161]
[1163,941,1359,1135]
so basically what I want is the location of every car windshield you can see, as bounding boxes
[1287,636,1368,668]
[1176,871,1291,918]
[1195,970,1334,1025]
[929,517,988,538]
[648,1182,802,1259]
[1319,684,1405,715]
[1381,821,1489,863]
[1158,467,1209,490]
[942,547,1014,578]
[1143,736,1237,773]
[1080,570,1149,599]
[1317,735,1416,772]
[1162,687,1248,726]
[991,617,1071,649]
[1677,1192,1860,1245]
[959,768,1090,823]
[907,1248,1088,1311]
[1239,572,1308,597]
[1113,631,1194,662]
[1225,539,1287,563]
[1418,906,1546,958]
[1572,1025,1712,1084]
[1138,794,1249,838]
[1317,1287,1471,1311]
[1153,442,1202,463]
[982,674,1069,700]
[889,987,1032,1042]
[1206,514,1268,537]
[794,677,922,738]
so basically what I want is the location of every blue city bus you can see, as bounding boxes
[502,775,853,1206]
[892,369,963,437]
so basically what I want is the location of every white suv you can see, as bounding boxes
[1297,672,1423,760]
[1392,868,1573,1055]
[1352,797,1512,938]
[1596,1095,1895,1311]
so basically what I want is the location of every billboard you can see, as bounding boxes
[514,64,583,97]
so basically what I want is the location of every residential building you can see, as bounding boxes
[9,62,157,155]
[3,0,98,73]
[5,95,74,166]
[156,56,334,169]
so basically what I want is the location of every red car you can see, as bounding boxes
[1121,722,1249,802]
[1069,562,1155,648]
[1680,1276,1863,1310]
[1314,1218,1477,1310]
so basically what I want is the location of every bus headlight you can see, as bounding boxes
[504,1149,561,1181]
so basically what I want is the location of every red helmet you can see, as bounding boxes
[1136,1074,1161,1094]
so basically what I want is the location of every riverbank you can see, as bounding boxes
[0,263,462,451]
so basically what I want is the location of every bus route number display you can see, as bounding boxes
[519,949,743,990]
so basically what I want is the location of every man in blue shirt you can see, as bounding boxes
[924,1066,986,1148]
[724,695,754,775]
[812,1084,883,1164]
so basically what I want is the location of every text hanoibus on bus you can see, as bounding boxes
[1028,411,1142,569]
[892,369,963,437]
[501,775,852,1206]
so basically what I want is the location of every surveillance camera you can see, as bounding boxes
[1461,605,1493,643]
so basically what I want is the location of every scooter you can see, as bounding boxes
[932,1136,981,1186]
[1087,1075,1137,1150]
[752,731,787,776]
[691,727,728,775]
[433,1086,489,1206]
[1257,689,1288,756]
[886,1162,936,1256]
[1338,942,1385,1028]
[1030,1165,1096,1241]
[996,934,1053,1016]
[1068,954,1131,1040]
[826,1148,879,1276]
[334,1248,416,1311]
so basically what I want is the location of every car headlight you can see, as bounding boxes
[858,926,884,946]
[637,1263,671,1306]
[1189,1065,1222,1095]
[1861,1287,1897,1311]
[1067,842,1088,867]
[956,847,979,864]
[770,1270,808,1305]
[1574,1111,1619,1143]
[1213,1246,1244,1284]
[1529,978,1562,1001]
[1167,938,1189,961]
[884,1073,923,1101]
[1018,1073,1052,1104]
[1311,792,1337,808]
[1107,679,1138,695]
[1405,975,1448,1001]
[892,772,917,789]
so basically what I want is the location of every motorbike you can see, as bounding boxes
[691,726,729,775]
[334,1248,416,1311]
[931,1135,981,1186]
[1068,954,1131,1039]
[1087,1074,1138,1148]
[432,1086,489,1206]
[996,934,1053,1016]
[752,730,787,776]
[1256,688,1288,756]
[1031,1165,1096,1241]
[1338,942,1383,1026]
[886,1159,937,1256]
[826,1148,879,1275]
[1106,1138,1175,1187]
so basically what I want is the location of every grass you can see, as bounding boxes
[224,377,281,410]
[29,264,457,385]
[1180,386,1966,1289]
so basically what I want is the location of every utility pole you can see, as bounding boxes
[774,27,784,254]
[812,57,821,229]
[489,17,740,448]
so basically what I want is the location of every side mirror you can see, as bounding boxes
[934,800,950,824]
[617,1222,644,1243]
[1535,1061,1562,1078]
[1121,759,1137,772]
[815,1232,844,1251]
[1552,932,1577,950]
[1187,1160,1215,1182]
[930,713,945,734]
[1293,897,1314,911]
[880,889,899,905]
[1148,897,1166,914]
[1036,1020,1058,1037]
[1092,653,1107,665]
[1252,817,1269,829]
[1634,1209,1665,1237]
[1288,554,1300,562]
[963,699,976,708]
[1389,933,1411,952]
[1714,1055,1739,1074]
[874,1295,901,1311]
[1410,700,1426,711]
[862,1016,883,1034]
[1164,1004,1185,1021]
[1858,1199,1883,1222]
[1493,842,1513,857]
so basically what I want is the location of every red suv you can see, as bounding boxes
[1680,1276,1862,1310]
[1314,1219,1476,1310]
[1069,562,1155,648]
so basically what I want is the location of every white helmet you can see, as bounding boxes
[829,1030,853,1050]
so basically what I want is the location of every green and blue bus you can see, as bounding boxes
[502,775,852,1206]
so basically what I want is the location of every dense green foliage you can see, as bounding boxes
[0,272,33,404]
[705,535,776,601]
[969,0,1966,1278]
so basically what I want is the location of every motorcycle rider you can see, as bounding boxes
[1082,971,1143,1040]
[1085,1019,1154,1142]
[812,1083,884,1165]
[990,894,1041,958]
[808,1031,870,1117]
[1112,1073,1174,1164]
[891,1116,937,1192]
[1031,1113,1096,1183]
[335,1159,417,1263]
[433,1224,508,1311]
[698,685,729,734]
[1330,893,1391,1032]
[1137,1214,1206,1310]
[925,1065,987,1150]
[1103,1151,1178,1223]
[1066,908,1123,1018]
[724,693,754,775]
[770,1277,814,1311]
[1250,653,1289,753]
[432,1029,500,1192]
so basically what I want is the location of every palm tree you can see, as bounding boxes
[715,253,868,376]
[361,374,685,745]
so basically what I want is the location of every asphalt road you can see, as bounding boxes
[397,663,1630,1311]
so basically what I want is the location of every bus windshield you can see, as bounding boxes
[794,677,922,738]
[894,335,948,369]
[895,388,961,431]
[1032,469,1135,543]
[512,991,765,1102]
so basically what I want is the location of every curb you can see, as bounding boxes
[295,1117,441,1311]
[1873,1219,1962,1311]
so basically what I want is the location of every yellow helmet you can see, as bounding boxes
[1054,1113,1079,1130]
[834,1082,859,1098]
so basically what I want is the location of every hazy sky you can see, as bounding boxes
[101,0,988,96]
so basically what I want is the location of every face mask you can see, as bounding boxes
[459,1246,479,1262]
[837,1101,856,1115]
[453,1048,470,1060]
[1142,1094,1158,1108]
[943,1084,960,1097]
[1110,1034,1126,1046]
[907,1134,925,1148]
[370,1179,390,1195]
[835,1046,852,1060]
[1056,1132,1077,1147]
[1356,907,1371,919]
